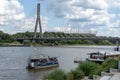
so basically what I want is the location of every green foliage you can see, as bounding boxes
[67,69,84,80]
[78,62,101,79]
[44,68,84,80]
[23,40,31,45]
[44,69,66,80]
[66,71,74,80]
[44,58,119,80]
[0,31,116,45]
[0,31,13,43]
[101,58,118,72]
[98,40,112,45]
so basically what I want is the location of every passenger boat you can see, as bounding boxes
[26,55,59,69]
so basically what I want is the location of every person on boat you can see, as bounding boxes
[31,62,35,68]
[104,52,107,60]
[92,55,96,59]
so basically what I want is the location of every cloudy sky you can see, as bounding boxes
[0,0,120,37]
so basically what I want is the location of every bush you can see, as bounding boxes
[44,69,66,80]
[101,58,118,72]
[78,62,99,76]
[78,62,101,79]
[44,58,119,80]
[23,40,31,45]
[67,69,84,80]
[66,71,74,80]
[44,68,84,80]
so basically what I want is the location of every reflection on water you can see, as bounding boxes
[0,46,116,80]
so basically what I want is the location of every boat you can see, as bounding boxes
[74,51,120,64]
[86,51,120,63]
[26,55,59,69]
[86,51,106,64]
[74,51,106,64]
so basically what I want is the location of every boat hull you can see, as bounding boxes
[26,64,59,69]
[74,60,84,63]
[86,58,104,64]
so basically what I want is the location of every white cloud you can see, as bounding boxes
[0,0,49,34]
[106,0,120,9]
[8,16,49,34]
[0,0,25,33]
[46,0,120,37]
[47,0,109,28]
[1,0,120,37]
[73,0,108,10]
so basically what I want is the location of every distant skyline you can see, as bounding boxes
[0,0,120,37]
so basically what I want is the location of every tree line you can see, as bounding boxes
[0,31,117,46]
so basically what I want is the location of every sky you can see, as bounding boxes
[0,0,120,37]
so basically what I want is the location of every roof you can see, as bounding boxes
[29,54,48,60]
[87,52,105,55]
[29,54,57,60]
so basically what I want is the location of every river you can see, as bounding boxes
[0,46,117,80]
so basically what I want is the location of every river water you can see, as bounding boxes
[0,46,117,80]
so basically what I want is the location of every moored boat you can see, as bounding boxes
[86,51,120,64]
[26,55,59,69]
[74,51,120,64]
[86,51,106,64]
[74,51,106,64]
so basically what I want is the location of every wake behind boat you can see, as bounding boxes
[26,55,59,69]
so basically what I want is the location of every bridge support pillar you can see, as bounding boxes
[34,3,43,38]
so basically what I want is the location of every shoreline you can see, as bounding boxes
[0,44,117,48]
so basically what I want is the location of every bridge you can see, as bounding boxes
[16,36,120,51]
[17,37,120,41]
[16,2,120,51]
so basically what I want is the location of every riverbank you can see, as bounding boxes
[0,43,30,47]
[0,42,115,48]
[44,58,119,80]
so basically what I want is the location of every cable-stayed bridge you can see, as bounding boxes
[16,2,120,51]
